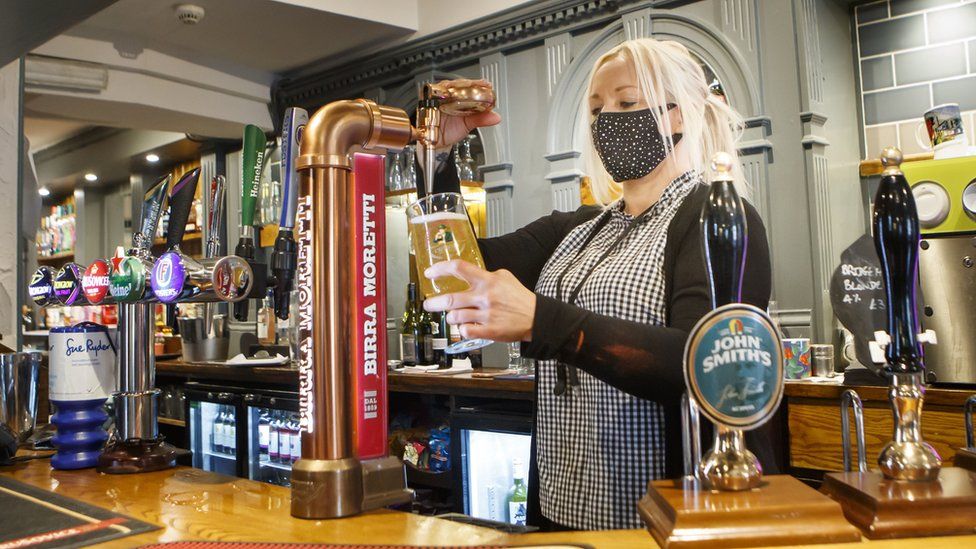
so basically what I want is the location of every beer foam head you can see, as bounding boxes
[409,211,468,224]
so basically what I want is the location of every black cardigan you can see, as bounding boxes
[476,185,784,479]
[430,153,783,481]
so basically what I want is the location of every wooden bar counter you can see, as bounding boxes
[5,459,976,548]
[784,380,975,473]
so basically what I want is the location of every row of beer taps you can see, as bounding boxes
[29,112,310,316]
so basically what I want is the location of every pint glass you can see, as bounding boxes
[406,192,492,354]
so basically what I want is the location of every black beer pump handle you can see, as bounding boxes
[872,147,923,374]
[166,168,201,250]
[701,152,747,309]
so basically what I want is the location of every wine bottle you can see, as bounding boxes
[400,283,420,366]
[508,458,528,526]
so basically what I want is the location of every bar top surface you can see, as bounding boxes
[5,460,976,548]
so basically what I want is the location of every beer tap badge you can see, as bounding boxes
[151,251,186,303]
[109,256,146,302]
[684,303,784,429]
[53,263,84,306]
[29,266,56,306]
[82,259,111,304]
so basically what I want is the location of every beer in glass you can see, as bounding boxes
[406,192,492,354]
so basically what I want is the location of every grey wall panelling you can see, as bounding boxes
[271,0,877,343]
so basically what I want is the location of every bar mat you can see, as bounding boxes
[0,476,159,548]
[142,541,593,549]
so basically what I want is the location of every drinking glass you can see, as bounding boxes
[406,192,491,354]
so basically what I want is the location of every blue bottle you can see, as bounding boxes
[49,322,116,469]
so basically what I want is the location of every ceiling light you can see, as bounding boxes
[38,187,50,197]
[84,173,98,182]
[145,153,160,163]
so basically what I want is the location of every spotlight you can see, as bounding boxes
[38,187,50,197]
[84,173,98,182]
[146,153,160,163]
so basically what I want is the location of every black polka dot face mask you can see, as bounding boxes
[590,107,682,182]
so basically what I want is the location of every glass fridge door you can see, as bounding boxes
[244,391,299,487]
[188,399,241,477]
[461,429,532,524]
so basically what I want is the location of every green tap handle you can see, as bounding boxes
[240,124,266,229]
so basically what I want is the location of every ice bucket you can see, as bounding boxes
[0,351,41,443]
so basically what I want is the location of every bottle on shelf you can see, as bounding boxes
[257,290,276,345]
[289,414,301,464]
[226,407,237,457]
[258,409,270,461]
[508,458,528,526]
[269,411,281,464]
[400,283,421,366]
[418,298,433,365]
[277,412,291,465]
[210,408,219,453]
[432,312,448,369]
[214,407,225,453]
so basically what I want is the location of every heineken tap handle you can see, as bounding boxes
[701,152,747,308]
[166,168,201,250]
[873,147,923,374]
[234,124,267,321]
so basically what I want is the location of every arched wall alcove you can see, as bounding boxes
[544,10,766,217]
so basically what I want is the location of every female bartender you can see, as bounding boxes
[423,38,775,530]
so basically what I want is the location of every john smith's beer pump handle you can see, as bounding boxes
[166,168,201,250]
[872,147,922,374]
[701,152,747,309]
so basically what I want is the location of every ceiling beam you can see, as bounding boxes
[0,0,117,68]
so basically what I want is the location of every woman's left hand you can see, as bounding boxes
[422,260,535,342]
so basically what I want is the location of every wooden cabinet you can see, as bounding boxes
[785,382,972,474]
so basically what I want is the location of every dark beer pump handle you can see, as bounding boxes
[872,147,923,374]
[233,238,255,321]
[271,229,298,320]
[701,152,747,309]
[166,168,201,250]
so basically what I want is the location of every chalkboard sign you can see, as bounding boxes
[830,234,886,376]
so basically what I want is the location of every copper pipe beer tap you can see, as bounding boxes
[291,82,494,520]
[415,81,494,195]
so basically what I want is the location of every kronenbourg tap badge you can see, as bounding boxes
[684,303,784,429]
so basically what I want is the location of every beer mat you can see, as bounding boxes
[142,541,593,549]
[0,476,158,548]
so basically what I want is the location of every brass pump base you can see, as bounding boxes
[291,457,413,519]
[291,457,363,519]
[362,455,414,510]
[699,427,762,491]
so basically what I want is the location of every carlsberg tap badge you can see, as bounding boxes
[685,303,783,429]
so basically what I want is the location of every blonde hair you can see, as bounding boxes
[581,38,747,205]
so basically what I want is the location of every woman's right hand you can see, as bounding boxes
[431,79,502,148]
